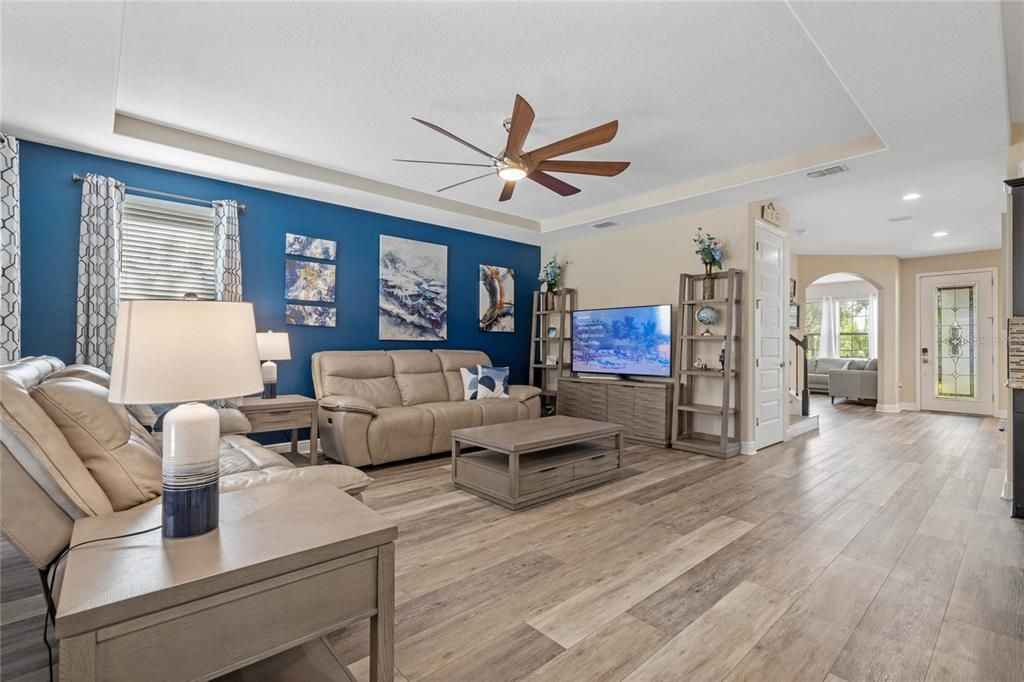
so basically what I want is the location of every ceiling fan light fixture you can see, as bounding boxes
[498,165,527,181]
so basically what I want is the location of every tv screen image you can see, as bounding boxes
[571,304,672,377]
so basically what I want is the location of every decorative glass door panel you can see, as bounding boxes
[919,271,993,415]
[934,285,976,399]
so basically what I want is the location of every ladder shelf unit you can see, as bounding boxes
[672,269,743,458]
[529,289,576,401]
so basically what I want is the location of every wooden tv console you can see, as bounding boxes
[556,376,672,446]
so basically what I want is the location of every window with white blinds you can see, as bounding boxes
[121,195,218,300]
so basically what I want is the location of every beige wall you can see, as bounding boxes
[796,255,902,409]
[899,250,1005,412]
[542,202,778,445]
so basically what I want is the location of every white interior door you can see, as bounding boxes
[755,223,787,449]
[919,271,995,415]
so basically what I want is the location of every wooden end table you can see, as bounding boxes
[56,480,397,682]
[236,394,320,465]
[451,415,624,510]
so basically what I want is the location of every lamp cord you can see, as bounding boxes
[42,525,162,682]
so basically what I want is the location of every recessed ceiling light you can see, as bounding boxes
[902,192,922,201]
[932,231,948,237]
[795,228,808,235]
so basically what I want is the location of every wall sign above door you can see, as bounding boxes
[761,202,782,226]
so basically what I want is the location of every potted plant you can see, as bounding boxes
[693,228,725,298]
[538,255,569,309]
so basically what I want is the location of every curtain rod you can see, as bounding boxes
[71,173,246,213]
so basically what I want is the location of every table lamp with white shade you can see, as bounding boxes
[108,299,263,538]
[256,330,291,398]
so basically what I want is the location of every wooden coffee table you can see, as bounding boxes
[56,480,397,682]
[451,416,623,510]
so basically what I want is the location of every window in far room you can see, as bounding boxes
[121,195,217,300]
[837,298,870,358]
[804,301,822,359]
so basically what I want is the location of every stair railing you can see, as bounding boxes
[790,334,810,417]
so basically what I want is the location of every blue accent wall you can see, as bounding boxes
[19,141,540,399]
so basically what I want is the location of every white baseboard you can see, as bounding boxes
[994,409,1007,419]
[875,403,902,414]
[786,415,820,439]
[1001,476,1013,501]
[740,440,757,456]
[899,402,919,412]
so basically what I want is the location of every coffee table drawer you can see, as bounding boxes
[574,451,618,479]
[520,462,573,494]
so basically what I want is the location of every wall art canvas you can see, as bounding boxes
[286,233,336,260]
[285,304,336,328]
[479,265,515,332]
[285,259,336,302]
[379,235,447,340]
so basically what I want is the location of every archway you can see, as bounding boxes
[801,272,882,411]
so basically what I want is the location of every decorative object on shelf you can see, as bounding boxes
[479,265,515,332]
[256,331,291,399]
[108,299,262,538]
[379,235,447,340]
[695,305,719,335]
[285,304,336,328]
[546,326,558,338]
[789,303,801,329]
[539,254,569,309]
[285,259,335,302]
[693,228,725,299]
[546,355,558,366]
[285,233,336,261]
[719,347,726,370]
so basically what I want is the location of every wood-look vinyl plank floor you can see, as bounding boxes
[4,397,1023,682]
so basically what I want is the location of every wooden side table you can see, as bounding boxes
[56,480,397,682]
[236,394,320,465]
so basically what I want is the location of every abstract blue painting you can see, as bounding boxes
[286,233,336,260]
[285,259,336,302]
[379,235,447,340]
[285,304,336,327]
[479,265,515,332]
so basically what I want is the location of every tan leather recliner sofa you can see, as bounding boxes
[0,356,371,575]
[313,349,542,467]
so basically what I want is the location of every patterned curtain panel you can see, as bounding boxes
[1,133,20,363]
[212,200,242,302]
[75,173,125,371]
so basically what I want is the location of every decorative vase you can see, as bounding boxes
[703,263,715,299]
[545,290,557,310]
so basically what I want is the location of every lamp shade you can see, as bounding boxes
[109,300,263,404]
[256,331,292,361]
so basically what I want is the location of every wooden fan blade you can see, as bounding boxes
[536,160,630,176]
[504,94,535,158]
[436,172,494,193]
[412,118,497,160]
[394,159,493,168]
[498,180,516,202]
[524,120,619,165]
[528,170,580,196]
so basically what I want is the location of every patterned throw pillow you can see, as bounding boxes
[476,365,510,399]
[460,366,481,400]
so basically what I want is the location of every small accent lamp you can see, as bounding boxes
[108,300,262,539]
[256,331,291,399]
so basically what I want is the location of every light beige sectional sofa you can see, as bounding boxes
[312,349,542,467]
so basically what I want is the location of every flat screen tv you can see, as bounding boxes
[571,304,672,377]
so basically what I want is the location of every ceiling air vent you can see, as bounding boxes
[887,215,913,223]
[592,221,617,229]
[805,164,848,178]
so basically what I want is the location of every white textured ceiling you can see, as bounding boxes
[2,0,1020,255]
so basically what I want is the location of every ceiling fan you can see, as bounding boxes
[395,94,630,202]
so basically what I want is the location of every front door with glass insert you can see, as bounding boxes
[919,271,994,415]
